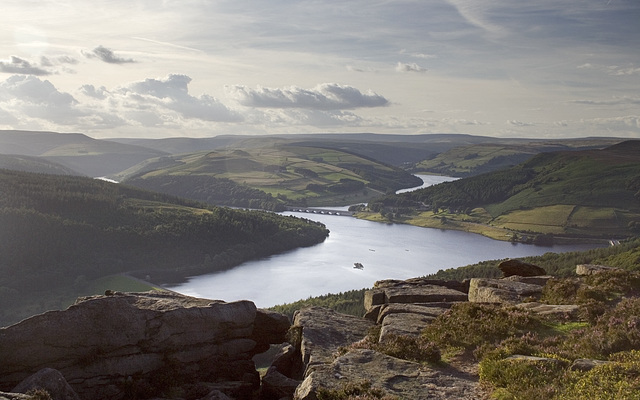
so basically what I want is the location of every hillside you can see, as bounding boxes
[0,169,329,326]
[0,130,167,177]
[0,154,80,175]
[412,138,624,177]
[366,141,640,241]
[121,144,422,208]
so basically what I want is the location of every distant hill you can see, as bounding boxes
[370,141,640,240]
[120,144,423,208]
[0,130,167,177]
[412,138,625,177]
[0,169,329,326]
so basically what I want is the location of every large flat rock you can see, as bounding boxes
[377,303,446,324]
[383,285,468,304]
[294,349,479,400]
[0,291,287,399]
[380,313,436,340]
[468,278,543,304]
[293,307,374,375]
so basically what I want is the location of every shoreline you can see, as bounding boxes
[353,211,613,246]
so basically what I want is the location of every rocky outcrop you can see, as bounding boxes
[0,291,290,400]
[293,307,374,374]
[364,279,467,343]
[498,259,546,277]
[468,278,543,304]
[295,349,478,400]
[576,264,622,275]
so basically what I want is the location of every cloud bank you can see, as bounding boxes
[229,83,389,110]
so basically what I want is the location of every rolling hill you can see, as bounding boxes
[0,130,167,177]
[368,141,640,241]
[411,138,625,177]
[120,144,423,208]
[0,154,80,175]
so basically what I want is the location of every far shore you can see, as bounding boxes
[354,211,612,246]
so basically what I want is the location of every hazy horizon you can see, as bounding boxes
[1,1,639,140]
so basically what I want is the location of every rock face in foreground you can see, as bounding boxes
[0,291,289,400]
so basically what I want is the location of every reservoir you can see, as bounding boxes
[168,176,604,307]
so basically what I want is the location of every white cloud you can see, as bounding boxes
[571,96,640,106]
[229,83,389,110]
[507,120,535,127]
[82,46,135,64]
[0,56,51,76]
[0,75,84,125]
[395,62,427,73]
[117,74,241,122]
[79,84,109,100]
[0,55,79,76]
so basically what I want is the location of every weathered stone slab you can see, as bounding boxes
[384,285,468,304]
[498,259,546,277]
[468,278,543,304]
[374,278,470,294]
[576,264,621,276]
[505,355,566,368]
[380,313,435,340]
[293,307,374,376]
[503,275,553,287]
[364,289,386,309]
[570,358,611,371]
[294,349,479,400]
[377,303,446,325]
[516,302,581,320]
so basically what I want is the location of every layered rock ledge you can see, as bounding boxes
[0,291,289,400]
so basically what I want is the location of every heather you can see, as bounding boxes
[419,269,640,399]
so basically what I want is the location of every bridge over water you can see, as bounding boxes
[284,206,354,217]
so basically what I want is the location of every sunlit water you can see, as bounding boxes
[168,175,604,307]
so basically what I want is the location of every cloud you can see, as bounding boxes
[83,45,136,64]
[507,120,535,127]
[229,83,389,110]
[118,74,241,122]
[79,84,109,100]
[0,73,242,131]
[395,62,427,73]
[0,75,84,124]
[584,115,640,131]
[245,109,364,128]
[571,96,640,106]
[0,55,80,76]
[608,65,640,76]
[0,56,51,76]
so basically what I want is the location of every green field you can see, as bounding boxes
[123,144,420,208]
[370,141,640,241]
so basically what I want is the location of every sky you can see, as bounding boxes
[1,0,639,140]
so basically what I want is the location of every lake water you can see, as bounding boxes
[168,175,604,307]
